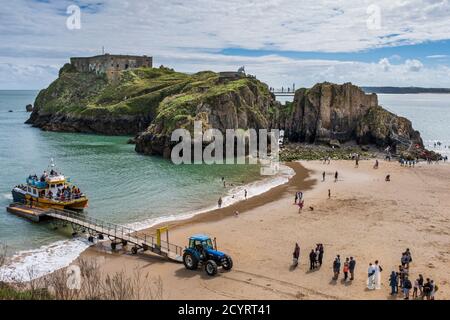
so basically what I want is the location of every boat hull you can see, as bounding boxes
[12,189,88,211]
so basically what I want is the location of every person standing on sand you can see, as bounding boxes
[244,189,247,200]
[343,258,350,281]
[367,263,376,289]
[309,249,316,270]
[293,243,300,268]
[385,174,390,182]
[318,244,324,266]
[374,159,379,169]
[322,171,326,182]
[294,192,298,204]
[349,257,356,280]
[413,278,420,299]
[218,197,223,208]
[334,171,338,182]
[328,189,331,199]
[374,260,382,289]
[389,271,398,295]
[418,274,424,297]
[332,255,341,280]
[403,276,412,300]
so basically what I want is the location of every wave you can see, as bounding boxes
[0,238,92,282]
[0,164,294,283]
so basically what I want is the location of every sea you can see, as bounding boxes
[0,90,449,281]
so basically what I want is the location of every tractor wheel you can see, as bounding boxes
[222,255,233,270]
[205,260,218,276]
[183,252,199,270]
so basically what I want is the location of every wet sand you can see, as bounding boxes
[78,160,450,300]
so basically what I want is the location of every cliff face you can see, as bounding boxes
[134,77,274,157]
[272,82,424,152]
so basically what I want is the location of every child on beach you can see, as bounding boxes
[298,199,304,212]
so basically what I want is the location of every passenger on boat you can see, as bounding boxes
[47,190,53,199]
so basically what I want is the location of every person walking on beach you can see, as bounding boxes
[349,257,356,280]
[373,260,382,289]
[385,174,390,182]
[218,197,223,208]
[389,271,398,295]
[374,159,379,169]
[332,255,341,280]
[328,189,331,199]
[322,171,326,182]
[334,171,338,182]
[343,258,350,281]
[413,278,420,299]
[244,189,247,200]
[309,249,316,270]
[292,243,300,268]
[423,278,432,300]
[418,274,424,297]
[298,199,304,213]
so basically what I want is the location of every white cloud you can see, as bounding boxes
[1,0,450,88]
[427,54,448,59]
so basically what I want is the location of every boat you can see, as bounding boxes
[11,159,88,211]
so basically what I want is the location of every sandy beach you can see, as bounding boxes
[77,159,450,300]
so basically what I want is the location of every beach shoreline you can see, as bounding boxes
[75,159,450,300]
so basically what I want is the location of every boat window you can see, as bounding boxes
[32,189,37,195]
[27,187,31,192]
[57,183,63,187]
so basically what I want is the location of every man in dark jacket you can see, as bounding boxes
[349,257,356,280]
[309,249,316,270]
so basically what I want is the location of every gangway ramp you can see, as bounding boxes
[45,208,184,262]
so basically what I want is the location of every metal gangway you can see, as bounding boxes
[45,208,184,262]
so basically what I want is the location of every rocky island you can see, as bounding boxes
[26,55,433,160]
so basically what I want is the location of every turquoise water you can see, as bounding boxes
[0,90,263,255]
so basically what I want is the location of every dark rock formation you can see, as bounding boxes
[25,104,33,112]
[272,82,424,154]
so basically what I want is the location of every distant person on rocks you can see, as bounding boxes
[349,257,356,280]
[389,271,398,295]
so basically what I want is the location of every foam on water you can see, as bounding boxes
[0,238,92,282]
[3,193,12,200]
[0,164,294,282]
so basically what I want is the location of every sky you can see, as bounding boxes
[1,0,450,89]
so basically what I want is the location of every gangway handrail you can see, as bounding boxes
[46,208,184,257]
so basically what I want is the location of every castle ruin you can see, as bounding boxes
[70,54,152,81]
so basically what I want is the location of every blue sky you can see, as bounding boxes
[1,0,450,89]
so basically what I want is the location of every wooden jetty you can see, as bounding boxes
[6,203,183,262]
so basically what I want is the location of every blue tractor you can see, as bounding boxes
[183,234,233,276]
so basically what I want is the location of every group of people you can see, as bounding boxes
[309,244,324,270]
[389,249,438,300]
[333,255,357,282]
[399,158,417,167]
[53,185,82,201]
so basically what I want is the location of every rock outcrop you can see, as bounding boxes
[272,82,424,154]
[25,104,33,112]
[134,77,273,157]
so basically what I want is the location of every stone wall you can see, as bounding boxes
[70,54,152,81]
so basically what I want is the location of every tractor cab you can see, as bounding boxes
[183,234,233,276]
